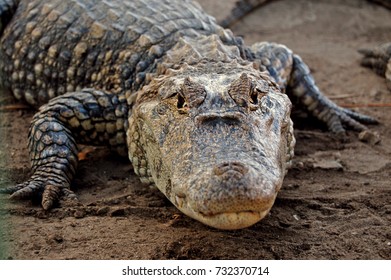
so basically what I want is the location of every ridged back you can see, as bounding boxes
[0,0,233,106]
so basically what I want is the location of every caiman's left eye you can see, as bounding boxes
[177,77,206,112]
[250,87,259,105]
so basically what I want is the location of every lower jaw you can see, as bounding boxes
[186,209,271,230]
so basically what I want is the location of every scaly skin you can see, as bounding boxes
[219,0,274,28]
[360,43,391,90]
[0,0,377,229]
[360,0,391,89]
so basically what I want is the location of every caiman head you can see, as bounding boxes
[127,62,295,230]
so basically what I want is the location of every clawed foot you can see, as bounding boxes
[323,103,379,139]
[359,43,391,80]
[0,177,78,210]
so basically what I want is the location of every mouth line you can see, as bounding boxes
[175,194,269,218]
[198,209,260,218]
[173,185,278,230]
[195,209,268,230]
[181,205,271,230]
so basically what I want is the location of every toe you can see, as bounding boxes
[9,183,43,199]
[42,185,61,210]
[0,185,24,194]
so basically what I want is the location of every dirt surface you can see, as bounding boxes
[0,0,391,260]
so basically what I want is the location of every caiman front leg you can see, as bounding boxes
[0,89,128,209]
[250,42,378,136]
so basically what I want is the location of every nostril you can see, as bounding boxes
[195,111,244,126]
[213,162,249,177]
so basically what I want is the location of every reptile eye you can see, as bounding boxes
[250,88,259,105]
[177,92,189,113]
[178,77,206,112]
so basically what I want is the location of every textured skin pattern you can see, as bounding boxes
[219,0,272,28]
[360,43,391,90]
[251,42,377,134]
[0,0,225,107]
[360,0,391,89]
[0,0,377,228]
[126,58,295,229]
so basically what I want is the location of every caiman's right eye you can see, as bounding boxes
[177,91,189,114]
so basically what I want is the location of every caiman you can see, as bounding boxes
[0,0,377,229]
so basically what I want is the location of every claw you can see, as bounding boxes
[358,48,373,56]
[0,185,24,194]
[9,183,42,200]
[42,185,61,210]
[342,108,379,125]
[326,114,345,136]
[340,114,367,132]
[359,43,391,58]
[323,102,379,138]
[62,188,78,200]
[361,57,387,76]
[1,177,75,210]
[60,188,81,207]
[339,107,378,133]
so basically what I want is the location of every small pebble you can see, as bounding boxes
[73,209,85,218]
[359,130,381,145]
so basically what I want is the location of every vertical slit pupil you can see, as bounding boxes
[177,93,186,109]
[250,90,258,105]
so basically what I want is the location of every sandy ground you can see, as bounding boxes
[0,0,390,260]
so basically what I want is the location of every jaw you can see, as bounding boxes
[173,175,281,230]
[178,203,276,230]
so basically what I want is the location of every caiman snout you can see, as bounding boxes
[178,159,280,230]
[213,161,249,179]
